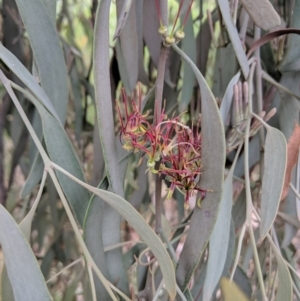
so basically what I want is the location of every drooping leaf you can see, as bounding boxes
[217,0,249,78]
[113,0,133,39]
[172,44,225,291]
[53,165,177,300]
[220,278,250,301]
[280,0,300,72]
[247,29,300,59]
[14,0,68,123]
[212,43,238,101]
[232,267,252,299]
[93,0,129,294]
[0,43,59,121]
[260,126,287,239]
[281,123,300,200]
[203,171,233,301]
[20,154,44,198]
[116,0,138,93]
[135,0,149,85]
[143,0,161,67]
[240,0,280,31]
[268,238,293,301]
[0,204,52,301]
[179,14,196,113]
[94,0,124,198]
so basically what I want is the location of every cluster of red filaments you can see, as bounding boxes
[116,89,206,205]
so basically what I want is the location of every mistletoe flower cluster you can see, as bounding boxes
[117,90,206,204]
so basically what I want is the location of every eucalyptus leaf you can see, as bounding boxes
[260,126,287,239]
[0,204,52,301]
[143,0,161,67]
[268,238,293,301]
[0,43,60,122]
[116,0,138,93]
[203,171,233,301]
[179,14,196,113]
[53,164,177,300]
[217,0,249,78]
[93,0,132,294]
[172,44,225,291]
[240,0,280,31]
[113,0,132,40]
[280,0,300,72]
[14,0,68,123]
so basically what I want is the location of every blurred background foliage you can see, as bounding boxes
[0,0,300,301]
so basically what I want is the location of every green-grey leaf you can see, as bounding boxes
[240,0,280,31]
[116,0,139,93]
[203,171,233,301]
[269,238,293,301]
[179,14,196,113]
[260,126,287,239]
[22,89,90,227]
[172,44,225,291]
[94,0,124,197]
[20,154,44,198]
[0,43,60,122]
[54,166,177,300]
[0,204,52,301]
[94,0,129,294]
[279,0,300,72]
[217,0,249,78]
[143,0,161,67]
[14,0,68,123]
[113,0,132,40]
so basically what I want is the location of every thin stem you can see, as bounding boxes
[0,71,123,301]
[249,226,267,301]
[244,62,256,223]
[176,284,188,301]
[154,45,168,235]
[230,224,246,281]
[155,171,163,233]
[46,258,83,283]
[261,71,300,101]
[87,264,97,301]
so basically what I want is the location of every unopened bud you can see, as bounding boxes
[158,25,168,37]
[163,35,175,47]
[175,30,185,41]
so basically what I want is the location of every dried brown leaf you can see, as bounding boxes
[281,123,300,200]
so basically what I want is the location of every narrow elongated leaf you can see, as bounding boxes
[19,89,90,226]
[280,0,300,72]
[94,0,123,198]
[203,171,233,301]
[0,205,52,301]
[172,44,225,291]
[240,0,280,31]
[53,165,177,300]
[217,0,249,78]
[135,0,149,85]
[143,0,161,67]
[113,0,132,39]
[260,126,287,239]
[116,0,138,93]
[179,14,196,112]
[0,44,60,122]
[268,238,293,301]
[20,154,43,198]
[220,278,250,301]
[15,0,68,123]
[93,0,129,294]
